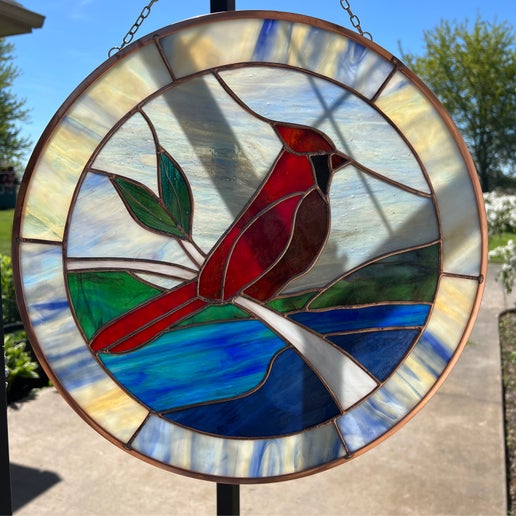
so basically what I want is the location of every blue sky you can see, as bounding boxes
[8,0,516,164]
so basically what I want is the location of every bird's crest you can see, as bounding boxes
[275,123,334,154]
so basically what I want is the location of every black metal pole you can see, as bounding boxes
[210,1,239,514]
[217,483,240,516]
[0,270,13,515]
[210,0,235,13]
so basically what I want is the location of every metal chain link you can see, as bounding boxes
[108,0,159,57]
[339,0,373,41]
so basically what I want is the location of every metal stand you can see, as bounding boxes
[217,484,240,516]
[211,0,239,513]
[0,270,13,515]
[210,0,236,11]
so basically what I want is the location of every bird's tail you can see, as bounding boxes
[89,280,207,354]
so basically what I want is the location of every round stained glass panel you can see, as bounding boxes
[13,11,487,482]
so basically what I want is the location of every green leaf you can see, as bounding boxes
[111,176,185,238]
[160,151,193,236]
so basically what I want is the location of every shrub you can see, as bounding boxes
[483,191,516,235]
[489,240,516,294]
[4,330,39,399]
[1,254,20,324]
[484,192,516,294]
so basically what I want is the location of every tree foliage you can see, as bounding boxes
[0,38,30,167]
[401,18,516,192]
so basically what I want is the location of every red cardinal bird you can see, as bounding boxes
[90,123,349,354]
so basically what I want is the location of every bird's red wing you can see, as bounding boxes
[198,152,315,301]
[244,189,329,301]
[222,193,304,300]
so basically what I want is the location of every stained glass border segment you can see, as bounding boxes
[12,11,487,483]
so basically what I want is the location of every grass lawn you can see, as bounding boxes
[489,232,514,250]
[489,232,515,263]
[0,209,14,256]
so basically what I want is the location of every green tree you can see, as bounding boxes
[401,18,516,192]
[0,38,30,168]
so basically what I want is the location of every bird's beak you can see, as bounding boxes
[331,152,350,172]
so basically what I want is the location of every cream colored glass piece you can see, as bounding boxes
[21,43,172,241]
[66,258,196,278]
[387,275,478,401]
[21,115,101,242]
[93,112,159,195]
[425,275,479,354]
[71,379,148,443]
[132,415,346,479]
[376,72,483,276]
[161,19,263,79]
[161,18,393,99]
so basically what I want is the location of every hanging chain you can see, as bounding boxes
[339,0,373,41]
[108,0,159,57]
[108,1,371,56]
